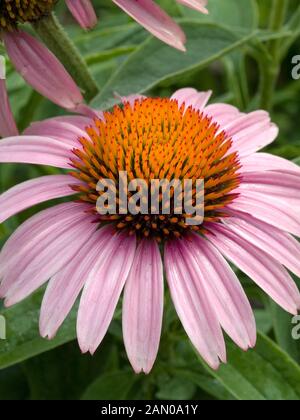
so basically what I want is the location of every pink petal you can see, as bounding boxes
[180,234,256,350]
[164,239,226,369]
[171,88,212,111]
[0,135,72,169]
[123,239,164,374]
[224,210,300,279]
[176,0,208,14]
[203,106,278,157]
[204,103,240,125]
[24,118,91,148]
[0,174,79,224]
[226,111,278,157]
[3,30,83,110]
[77,231,136,354]
[40,225,114,339]
[229,192,300,237]
[65,0,97,29]
[224,111,270,136]
[207,223,300,314]
[113,0,186,51]
[0,64,18,137]
[239,171,300,206]
[2,214,97,306]
[0,202,92,289]
[240,153,300,175]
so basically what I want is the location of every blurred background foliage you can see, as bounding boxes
[0,0,300,400]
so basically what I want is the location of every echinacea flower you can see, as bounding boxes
[1,88,300,373]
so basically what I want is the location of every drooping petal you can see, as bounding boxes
[113,0,186,51]
[229,192,300,237]
[164,239,226,369]
[3,30,84,110]
[65,0,97,29]
[240,153,300,175]
[0,175,80,224]
[40,225,114,339]
[179,234,256,350]
[171,88,212,111]
[224,210,300,279]
[0,136,72,169]
[207,223,300,314]
[177,0,208,13]
[0,60,18,137]
[1,214,97,306]
[77,231,136,354]
[123,239,164,374]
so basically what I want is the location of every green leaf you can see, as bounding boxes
[172,369,236,400]
[268,301,300,363]
[0,290,77,370]
[22,339,117,400]
[201,332,300,400]
[74,23,145,55]
[254,309,273,334]
[91,21,255,109]
[81,371,139,400]
[178,0,258,32]
[255,29,293,42]
[85,46,136,66]
[0,366,29,400]
[156,375,196,400]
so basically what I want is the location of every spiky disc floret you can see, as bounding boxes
[70,98,241,242]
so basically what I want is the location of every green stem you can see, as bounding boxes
[281,4,300,57]
[33,12,98,102]
[258,57,280,111]
[259,0,289,110]
[268,0,289,59]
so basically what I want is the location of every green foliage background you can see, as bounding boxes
[1,0,300,400]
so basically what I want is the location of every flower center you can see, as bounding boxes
[0,0,57,30]
[71,98,241,242]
